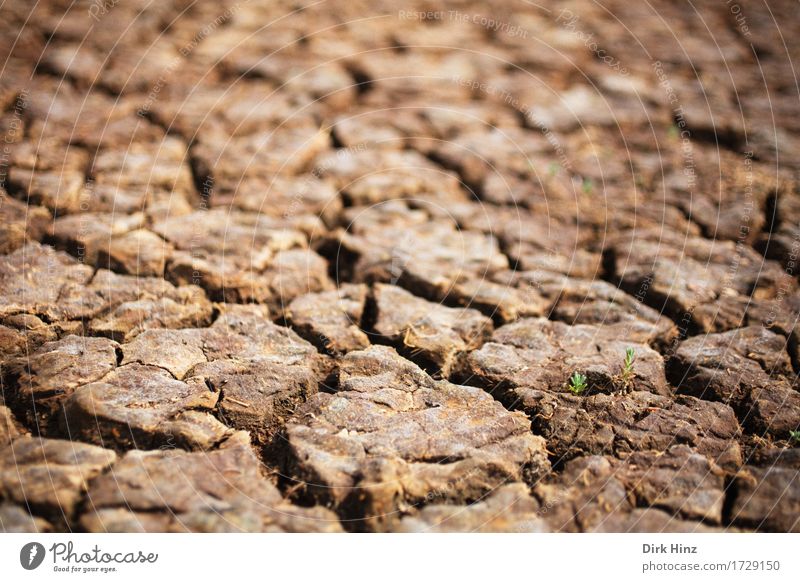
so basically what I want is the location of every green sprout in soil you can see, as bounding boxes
[620,347,636,389]
[568,371,588,395]
[548,162,561,177]
[667,124,679,139]
[790,430,800,445]
[581,177,594,194]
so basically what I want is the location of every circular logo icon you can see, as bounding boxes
[20,542,45,570]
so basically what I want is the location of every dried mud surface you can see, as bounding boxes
[1,0,799,532]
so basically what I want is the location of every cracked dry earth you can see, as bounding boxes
[1,0,800,534]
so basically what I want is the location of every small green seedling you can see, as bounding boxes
[789,430,800,445]
[581,177,593,194]
[548,162,561,177]
[667,124,679,139]
[620,347,636,389]
[568,371,588,395]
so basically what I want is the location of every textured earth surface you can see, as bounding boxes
[1,0,800,532]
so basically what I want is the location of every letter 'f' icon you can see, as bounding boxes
[20,542,45,570]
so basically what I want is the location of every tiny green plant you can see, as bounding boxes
[667,124,679,139]
[790,430,800,445]
[581,177,593,194]
[620,347,636,389]
[568,371,588,395]
[548,162,560,177]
